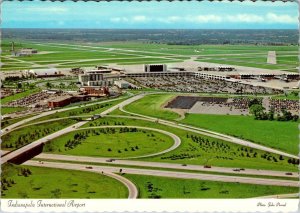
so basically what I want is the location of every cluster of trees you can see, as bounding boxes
[4,127,58,149]
[250,104,298,122]
[64,132,87,150]
[1,178,16,194]
[287,158,300,165]
[161,153,201,160]
[68,103,110,116]
[188,134,231,153]
[186,134,297,165]
[110,145,139,153]
[18,168,32,177]
[146,181,162,199]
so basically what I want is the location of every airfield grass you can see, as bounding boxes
[124,94,181,120]
[1,88,41,104]
[124,174,298,198]
[82,117,297,172]
[1,163,128,198]
[182,114,298,155]
[1,107,26,115]
[43,128,174,158]
[2,40,296,71]
[1,119,77,150]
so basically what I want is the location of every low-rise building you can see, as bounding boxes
[114,80,130,89]
[80,87,109,97]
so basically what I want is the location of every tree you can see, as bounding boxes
[46,82,53,89]
[249,104,265,116]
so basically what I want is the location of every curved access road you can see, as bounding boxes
[34,153,299,178]
[23,160,299,187]
[117,95,298,159]
[102,172,138,199]
[24,160,138,199]
[79,125,181,159]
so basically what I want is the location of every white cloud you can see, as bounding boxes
[185,15,222,23]
[266,13,298,24]
[227,14,264,23]
[132,16,149,22]
[25,7,69,14]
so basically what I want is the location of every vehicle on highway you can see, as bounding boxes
[85,166,93,169]
[285,172,293,175]
[182,164,187,166]
[106,159,115,162]
[233,169,240,172]
[204,165,211,168]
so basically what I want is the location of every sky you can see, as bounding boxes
[1,1,298,29]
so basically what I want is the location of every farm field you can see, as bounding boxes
[1,119,77,150]
[82,117,298,172]
[1,164,128,198]
[182,114,298,155]
[124,174,299,198]
[43,128,174,158]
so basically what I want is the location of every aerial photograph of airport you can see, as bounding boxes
[0,0,299,200]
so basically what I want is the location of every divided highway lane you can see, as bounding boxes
[34,153,299,178]
[23,161,299,187]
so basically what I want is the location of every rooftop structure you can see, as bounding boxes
[144,64,167,73]
[25,68,64,78]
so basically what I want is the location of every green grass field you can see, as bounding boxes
[1,163,128,198]
[1,119,77,150]
[124,174,298,198]
[1,114,37,129]
[182,114,298,155]
[44,127,174,158]
[124,94,180,120]
[1,107,26,115]
[82,117,297,172]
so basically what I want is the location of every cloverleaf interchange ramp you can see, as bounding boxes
[1,92,299,198]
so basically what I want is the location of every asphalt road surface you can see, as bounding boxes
[34,153,298,178]
[23,160,299,187]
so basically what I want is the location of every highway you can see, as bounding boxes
[23,160,299,187]
[34,153,299,178]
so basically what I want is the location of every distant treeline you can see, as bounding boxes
[2,29,298,45]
